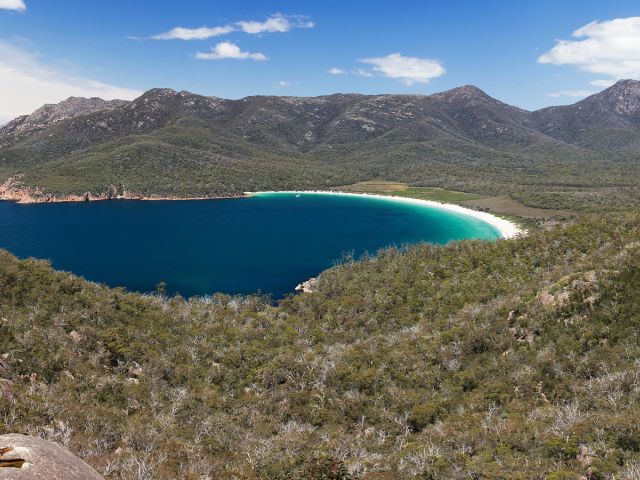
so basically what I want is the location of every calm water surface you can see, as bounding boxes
[0,192,500,297]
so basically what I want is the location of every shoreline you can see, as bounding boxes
[0,180,524,239]
[250,190,525,239]
[0,194,247,204]
[0,178,247,204]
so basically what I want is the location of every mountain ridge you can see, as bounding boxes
[5,79,638,126]
[1,80,640,209]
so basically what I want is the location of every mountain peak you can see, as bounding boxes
[150,87,177,94]
[605,79,640,97]
[140,88,179,99]
[609,79,640,90]
[133,88,220,106]
[588,79,640,116]
[432,85,492,103]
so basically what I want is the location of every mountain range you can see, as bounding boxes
[2,80,640,208]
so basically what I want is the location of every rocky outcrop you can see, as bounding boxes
[295,276,319,293]
[0,434,103,479]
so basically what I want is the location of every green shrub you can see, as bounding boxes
[543,437,579,461]
[616,430,640,452]
[547,470,579,480]
[409,401,444,431]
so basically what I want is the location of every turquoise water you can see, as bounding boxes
[0,192,500,298]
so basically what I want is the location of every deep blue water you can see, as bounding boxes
[0,192,500,298]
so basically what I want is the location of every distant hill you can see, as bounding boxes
[0,97,129,145]
[2,81,640,209]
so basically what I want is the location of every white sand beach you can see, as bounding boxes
[250,190,525,239]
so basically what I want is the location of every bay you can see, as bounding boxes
[0,192,501,297]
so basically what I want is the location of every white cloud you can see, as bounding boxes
[538,17,640,79]
[547,89,595,98]
[328,67,346,75]
[194,41,267,61]
[353,68,373,77]
[359,53,445,85]
[151,14,313,41]
[276,80,291,87]
[152,25,235,41]
[589,79,616,87]
[237,14,313,34]
[0,41,142,123]
[0,0,25,11]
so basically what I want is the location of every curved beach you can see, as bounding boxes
[250,190,524,239]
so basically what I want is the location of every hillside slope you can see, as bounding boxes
[1,211,639,479]
[2,81,640,210]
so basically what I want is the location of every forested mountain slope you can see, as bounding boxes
[2,81,640,210]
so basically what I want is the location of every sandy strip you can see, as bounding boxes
[250,190,525,239]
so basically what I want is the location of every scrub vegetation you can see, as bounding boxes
[1,211,640,479]
[3,80,640,479]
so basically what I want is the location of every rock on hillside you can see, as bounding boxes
[0,434,102,479]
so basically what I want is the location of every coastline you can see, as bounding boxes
[250,190,525,239]
[0,178,247,204]
[0,178,524,239]
[0,193,247,204]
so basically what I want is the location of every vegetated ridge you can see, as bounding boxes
[2,80,640,210]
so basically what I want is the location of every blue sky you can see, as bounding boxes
[1,0,640,121]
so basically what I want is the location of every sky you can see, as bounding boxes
[1,0,640,122]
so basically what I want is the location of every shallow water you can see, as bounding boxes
[0,192,500,297]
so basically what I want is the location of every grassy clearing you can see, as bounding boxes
[338,181,485,203]
[336,180,411,193]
